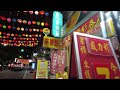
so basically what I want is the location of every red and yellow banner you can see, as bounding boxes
[74,32,120,79]
[43,36,62,49]
[75,12,102,36]
[36,60,48,79]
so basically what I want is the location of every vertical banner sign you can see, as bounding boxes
[57,50,66,74]
[73,32,120,79]
[51,50,58,74]
[75,12,102,37]
[52,11,63,37]
[36,60,48,79]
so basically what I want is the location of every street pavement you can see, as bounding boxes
[0,69,34,79]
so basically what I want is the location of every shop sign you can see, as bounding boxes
[43,36,62,49]
[75,12,102,37]
[73,32,120,79]
[36,60,48,79]
[52,11,63,37]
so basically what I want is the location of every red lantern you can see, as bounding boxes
[7,25,11,29]
[45,22,49,26]
[39,11,45,15]
[0,16,6,20]
[40,29,43,32]
[15,34,18,36]
[0,24,2,27]
[32,21,36,25]
[29,29,32,32]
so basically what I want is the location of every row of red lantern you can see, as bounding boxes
[0,32,42,38]
[0,40,38,43]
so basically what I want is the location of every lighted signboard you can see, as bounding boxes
[52,11,63,37]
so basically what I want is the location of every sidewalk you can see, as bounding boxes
[23,70,35,79]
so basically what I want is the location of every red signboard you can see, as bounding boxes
[73,32,120,79]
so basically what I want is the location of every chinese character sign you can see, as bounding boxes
[73,32,120,79]
[75,12,102,37]
[52,11,63,37]
[43,36,62,49]
[36,60,48,79]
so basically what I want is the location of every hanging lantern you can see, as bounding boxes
[39,11,45,15]
[0,32,1,35]
[19,34,21,37]
[32,38,34,40]
[35,11,39,15]
[0,24,2,27]
[11,34,14,37]
[28,21,31,25]
[45,22,49,26]
[40,29,43,32]
[35,34,38,37]
[13,37,16,40]
[7,25,11,29]
[0,35,2,38]
[25,28,28,31]
[29,11,33,14]
[45,12,49,16]
[12,26,16,30]
[21,27,24,31]
[29,28,32,32]
[26,34,28,37]
[17,27,20,30]
[3,25,6,29]
[41,22,44,26]
[12,18,17,22]
[37,21,40,25]
[15,34,18,36]
[37,29,39,32]
[32,21,36,24]
[7,18,11,22]
[17,19,22,23]
[23,20,27,24]
[33,28,36,32]
[7,33,10,36]
[39,34,41,37]
[22,34,25,36]
[0,16,6,20]
[35,38,37,40]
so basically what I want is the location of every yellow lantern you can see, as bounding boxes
[41,22,44,26]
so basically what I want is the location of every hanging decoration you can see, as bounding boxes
[7,18,11,22]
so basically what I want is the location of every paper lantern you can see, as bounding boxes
[15,34,18,36]
[28,21,31,25]
[25,28,28,31]
[8,25,11,29]
[29,11,33,14]
[29,29,32,32]
[0,24,2,27]
[21,27,24,31]
[0,16,6,20]
[0,35,2,38]
[41,22,44,26]
[45,22,49,26]
[35,11,39,15]
[40,29,43,32]
[45,12,49,16]
[39,11,45,15]
[32,21,36,24]
[12,18,17,22]
[3,25,6,29]
[26,34,28,37]
[39,34,41,37]
[7,33,10,36]
[7,18,11,22]
[17,19,22,23]
[33,28,36,31]
[12,27,16,30]
[35,34,38,37]
[37,29,39,32]
[23,20,27,24]
[17,27,20,30]
[11,34,14,37]
[37,21,40,25]
[0,32,1,35]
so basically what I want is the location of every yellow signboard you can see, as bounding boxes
[36,60,48,79]
[66,11,81,33]
[43,36,62,49]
